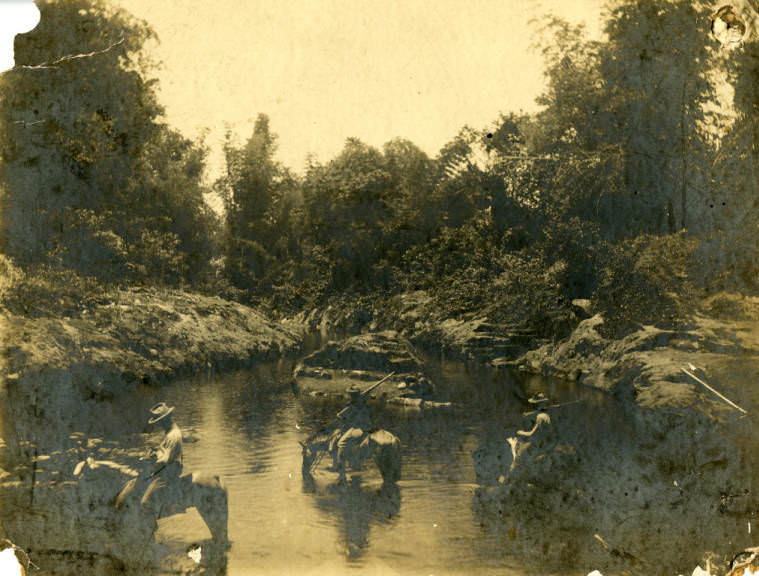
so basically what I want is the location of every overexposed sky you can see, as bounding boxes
[119,1,605,174]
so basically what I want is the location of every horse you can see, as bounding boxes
[300,428,401,486]
[472,412,553,486]
[77,458,229,553]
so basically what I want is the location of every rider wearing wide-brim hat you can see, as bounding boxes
[327,385,372,480]
[348,385,362,402]
[140,402,184,512]
[342,386,370,427]
[148,402,174,424]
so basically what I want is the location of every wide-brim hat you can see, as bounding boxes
[527,392,549,405]
[347,385,362,397]
[148,402,174,424]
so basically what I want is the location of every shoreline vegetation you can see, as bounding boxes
[3,269,759,572]
[3,0,759,573]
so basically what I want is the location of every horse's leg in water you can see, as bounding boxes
[191,473,229,548]
[115,477,139,509]
[326,429,342,471]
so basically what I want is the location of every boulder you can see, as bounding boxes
[293,331,436,402]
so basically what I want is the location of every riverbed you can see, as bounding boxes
[4,352,755,576]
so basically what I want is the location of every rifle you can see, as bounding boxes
[336,371,396,418]
[681,365,748,415]
[302,371,397,446]
[522,400,581,417]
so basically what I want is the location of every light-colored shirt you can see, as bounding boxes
[153,423,183,477]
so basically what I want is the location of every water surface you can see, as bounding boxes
[134,358,614,576]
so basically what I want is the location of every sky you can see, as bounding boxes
[110,0,605,179]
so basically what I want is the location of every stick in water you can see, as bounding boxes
[681,366,748,415]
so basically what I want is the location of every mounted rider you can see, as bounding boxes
[117,402,184,513]
[329,385,372,480]
[140,402,183,512]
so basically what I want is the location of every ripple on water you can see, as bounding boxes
[11,361,623,575]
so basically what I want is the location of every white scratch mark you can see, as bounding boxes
[2,35,125,75]
[0,548,23,576]
[187,544,202,564]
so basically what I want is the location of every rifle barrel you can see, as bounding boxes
[361,371,396,396]
[336,371,396,418]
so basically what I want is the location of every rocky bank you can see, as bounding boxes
[0,286,301,453]
[293,330,448,408]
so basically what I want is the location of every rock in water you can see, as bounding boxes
[293,331,437,402]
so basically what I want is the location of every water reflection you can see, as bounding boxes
[4,355,755,575]
[141,361,530,575]
[302,476,401,559]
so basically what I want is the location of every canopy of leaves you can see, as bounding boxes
[0,0,214,285]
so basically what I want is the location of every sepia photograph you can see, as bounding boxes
[2,0,759,574]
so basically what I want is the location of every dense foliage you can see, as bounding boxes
[3,0,758,338]
[0,0,215,286]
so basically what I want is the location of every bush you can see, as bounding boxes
[486,251,568,331]
[0,263,107,318]
[592,232,699,337]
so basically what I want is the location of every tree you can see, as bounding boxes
[0,0,213,285]
[219,114,297,292]
[301,138,394,290]
[381,138,436,249]
[598,0,713,235]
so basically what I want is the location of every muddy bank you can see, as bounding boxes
[293,331,452,408]
[516,310,759,416]
[0,287,301,453]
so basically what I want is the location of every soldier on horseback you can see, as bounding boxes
[82,403,229,552]
[116,402,184,514]
[329,386,372,481]
[140,402,184,513]
[301,373,400,485]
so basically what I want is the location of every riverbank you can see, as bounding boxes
[282,289,570,361]
[0,285,301,453]
[515,292,759,419]
[284,290,759,418]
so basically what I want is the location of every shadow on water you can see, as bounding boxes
[302,475,402,560]
[2,350,756,575]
